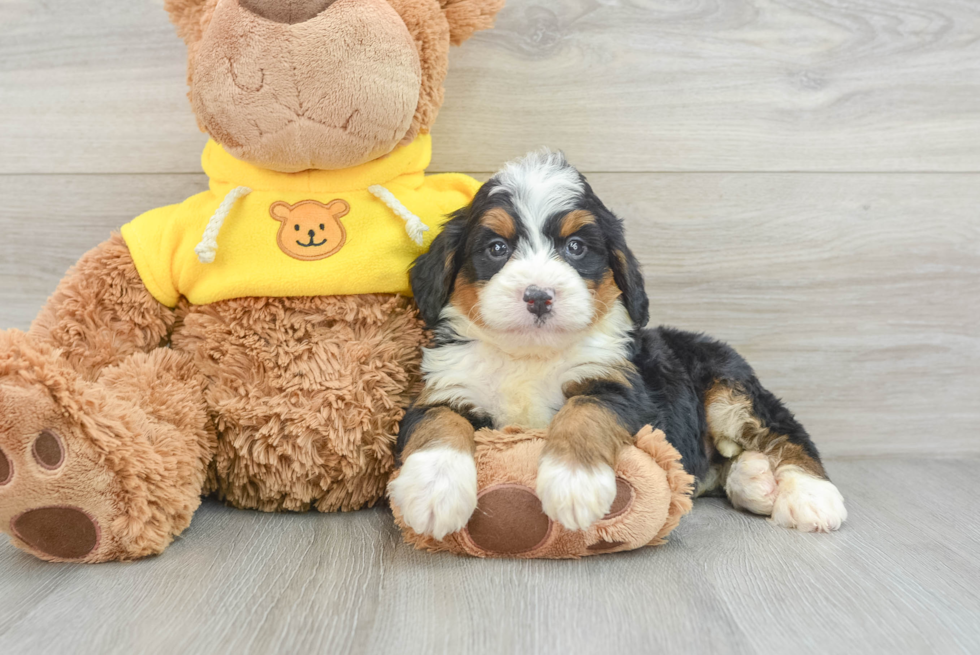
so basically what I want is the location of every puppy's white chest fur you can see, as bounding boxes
[422,304,632,429]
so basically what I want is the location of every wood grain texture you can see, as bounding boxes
[0,458,978,655]
[2,173,976,457]
[2,0,980,174]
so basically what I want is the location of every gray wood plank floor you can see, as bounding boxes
[0,457,977,655]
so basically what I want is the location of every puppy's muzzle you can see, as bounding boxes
[523,286,554,319]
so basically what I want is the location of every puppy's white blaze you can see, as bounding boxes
[725,451,777,515]
[387,447,478,540]
[770,466,847,532]
[490,149,583,250]
[423,303,633,428]
[480,252,594,336]
[536,454,618,531]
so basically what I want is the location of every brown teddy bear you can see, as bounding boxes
[0,0,504,563]
[391,426,695,558]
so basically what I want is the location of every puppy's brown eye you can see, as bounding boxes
[566,238,587,259]
[488,240,510,259]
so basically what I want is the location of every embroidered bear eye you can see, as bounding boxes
[295,224,300,231]
[319,224,325,231]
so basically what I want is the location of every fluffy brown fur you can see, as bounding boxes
[30,234,176,380]
[391,426,694,558]
[173,293,425,512]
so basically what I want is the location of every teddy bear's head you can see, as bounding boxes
[164,0,504,173]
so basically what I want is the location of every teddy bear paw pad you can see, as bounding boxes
[10,506,100,560]
[0,422,114,562]
[0,447,11,486]
[464,484,553,555]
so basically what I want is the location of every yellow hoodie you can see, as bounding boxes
[120,135,479,307]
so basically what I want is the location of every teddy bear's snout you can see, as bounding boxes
[239,0,339,25]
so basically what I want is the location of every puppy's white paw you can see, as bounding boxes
[535,455,617,531]
[725,451,777,515]
[388,447,478,540]
[770,467,847,532]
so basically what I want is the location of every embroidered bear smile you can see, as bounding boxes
[297,231,329,248]
[298,238,328,247]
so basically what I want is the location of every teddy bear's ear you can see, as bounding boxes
[440,0,505,46]
[163,0,214,47]
[270,202,293,222]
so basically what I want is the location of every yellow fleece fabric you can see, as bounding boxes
[121,135,479,307]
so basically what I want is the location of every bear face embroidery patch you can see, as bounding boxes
[270,200,349,261]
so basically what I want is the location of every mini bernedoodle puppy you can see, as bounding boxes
[389,150,847,539]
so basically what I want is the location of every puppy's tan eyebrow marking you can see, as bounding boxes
[559,209,596,238]
[480,208,516,239]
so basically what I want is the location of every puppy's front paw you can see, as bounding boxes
[770,467,847,532]
[388,447,478,540]
[535,455,617,531]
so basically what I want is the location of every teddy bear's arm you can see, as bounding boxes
[29,234,176,380]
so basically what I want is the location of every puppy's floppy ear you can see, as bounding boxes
[440,0,506,46]
[592,202,649,328]
[411,208,470,328]
[610,241,649,327]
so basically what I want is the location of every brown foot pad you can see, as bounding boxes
[587,539,626,552]
[33,429,65,470]
[465,484,552,555]
[0,448,10,485]
[11,507,100,560]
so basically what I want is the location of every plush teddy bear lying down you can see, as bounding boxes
[390,426,695,558]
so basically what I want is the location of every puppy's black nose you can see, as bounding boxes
[523,286,554,318]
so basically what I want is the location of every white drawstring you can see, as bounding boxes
[195,186,252,264]
[368,185,429,246]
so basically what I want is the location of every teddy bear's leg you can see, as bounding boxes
[705,381,847,532]
[0,338,213,562]
[0,235,214,561]
[28,234,177,380]
[172,293,426,513]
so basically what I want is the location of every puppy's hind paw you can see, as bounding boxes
[535,455,617,531]
[388,447,478,540]
[770,467,847,532]
[725,451,777,516]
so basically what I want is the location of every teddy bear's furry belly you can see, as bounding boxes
[171,293,425,512]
